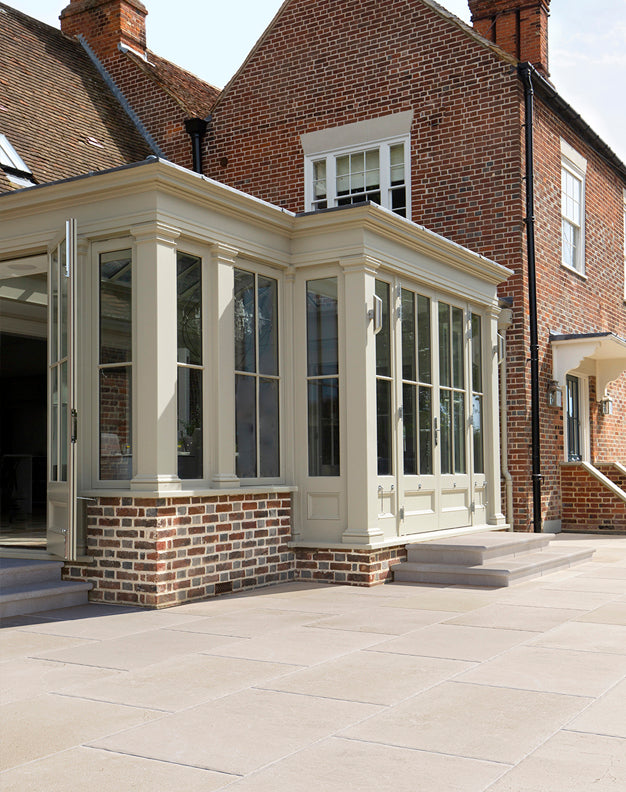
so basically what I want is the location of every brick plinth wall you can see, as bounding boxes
[561,464,626,534]
[596,463,626,491]
[293,545,407,586]
[63,493,294,608]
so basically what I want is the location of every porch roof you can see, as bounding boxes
[551,332,626,398]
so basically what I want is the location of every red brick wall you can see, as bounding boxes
[294,545,407,586]
[561,464,626,533]
[529,98,626,526]
[63,493,294,607]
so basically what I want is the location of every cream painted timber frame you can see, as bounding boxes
[0,158,510,559]
[232,256,287,487]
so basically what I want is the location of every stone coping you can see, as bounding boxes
[80,486,297,499]
[290,524,510,552]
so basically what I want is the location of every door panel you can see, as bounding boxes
[47,220,77,559]
[376,277,485,536]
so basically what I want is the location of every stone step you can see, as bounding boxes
[0,580,92,619]
[0,558,64,588]
[406,532,552,566]
[0,559,92,618]
[394,546,595,588]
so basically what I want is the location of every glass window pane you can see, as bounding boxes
[352,170,365,192]
[99,366,132,481]
[351,151,364,173]
[235,373,256,478]
[306,278,338,377]
[336,155,349,178]
[377,378,392,476]
[473,394,484,474]
[308,378,339,476]
[258,276,279,376]
[471,314,482,393]
[401,289,416,381]
[452,306,464,389]
[177,253,202,366]
[403,382,417,475]
[453,392,466,474]
[234,269,256,373]
[177,367,203,479]
[419,386,433,475]
[50,365,58,481]
[60,240,68,361]
[440,389,452,474]
[390,143,404,167]
[50,247,59,363]
[438,303,451,388]
[259,378,280,477]
[417,295,431,384]
[375,280,391,377]
[100,250,132,365]
[60,360,68,481]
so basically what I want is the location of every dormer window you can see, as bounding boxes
[0,133,36,187]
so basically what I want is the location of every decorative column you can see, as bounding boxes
[210,243,240,488]
[485,305,506,524]
[130,221,181,491]
[341,256,385,544]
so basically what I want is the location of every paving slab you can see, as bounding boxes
[256,650,473,705]
[0,746,236,792]
[225,736,508,792]
[0,693,163,770]
[530,621,626,654]
[166,607,328,637]
[32,628,246,670]
[368,623,536,662]
[66,653,300,711]
[567,678,626,738]
[203,625,386,665]
[444,603,580,632]
[340,681,592,764]
[487,731,626,792]
[90,688,381,776]
[0,657,121,705]
[573,602,626,625]
[308,605,452,634]
[456,645,626,697]
[0,628,97,662]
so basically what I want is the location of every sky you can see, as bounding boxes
[7,0,626,162]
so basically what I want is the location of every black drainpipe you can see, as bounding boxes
[519,62,542,533]
[184,117,208,174]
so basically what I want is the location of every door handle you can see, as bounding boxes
[71,409,78,443]
[433,417,439,446]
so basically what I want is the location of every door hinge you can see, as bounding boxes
[399,506,405,521]
[71,409,78,444]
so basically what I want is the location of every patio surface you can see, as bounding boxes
[1,533,625,791]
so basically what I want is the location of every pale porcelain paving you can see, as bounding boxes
[487,731,626,791]
[225,736,507,792]
[0,746,236,792]
[1,532,625,790]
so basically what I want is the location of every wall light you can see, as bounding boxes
[600,393,614,416]
[547,379,562,408]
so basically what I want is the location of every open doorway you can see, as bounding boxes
[0,264,48,549]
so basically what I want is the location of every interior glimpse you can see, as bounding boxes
[0,267,48,548]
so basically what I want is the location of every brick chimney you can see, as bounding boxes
[468,0,550,76]
[60,0,148,60]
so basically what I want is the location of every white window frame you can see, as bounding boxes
[305,136,410,218]
[0,132,35,187]
[560,140,587,276]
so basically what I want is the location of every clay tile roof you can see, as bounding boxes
[0,2,152,192]
[124,48,220,118]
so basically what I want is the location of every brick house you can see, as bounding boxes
[0,0,624,607]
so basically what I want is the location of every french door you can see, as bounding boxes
[376,279,485,535]
[46,220,78,559]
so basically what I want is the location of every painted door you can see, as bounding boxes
[46,220,78,559]
[376,279,485,534]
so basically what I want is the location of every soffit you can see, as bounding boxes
[551,332,626,397]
